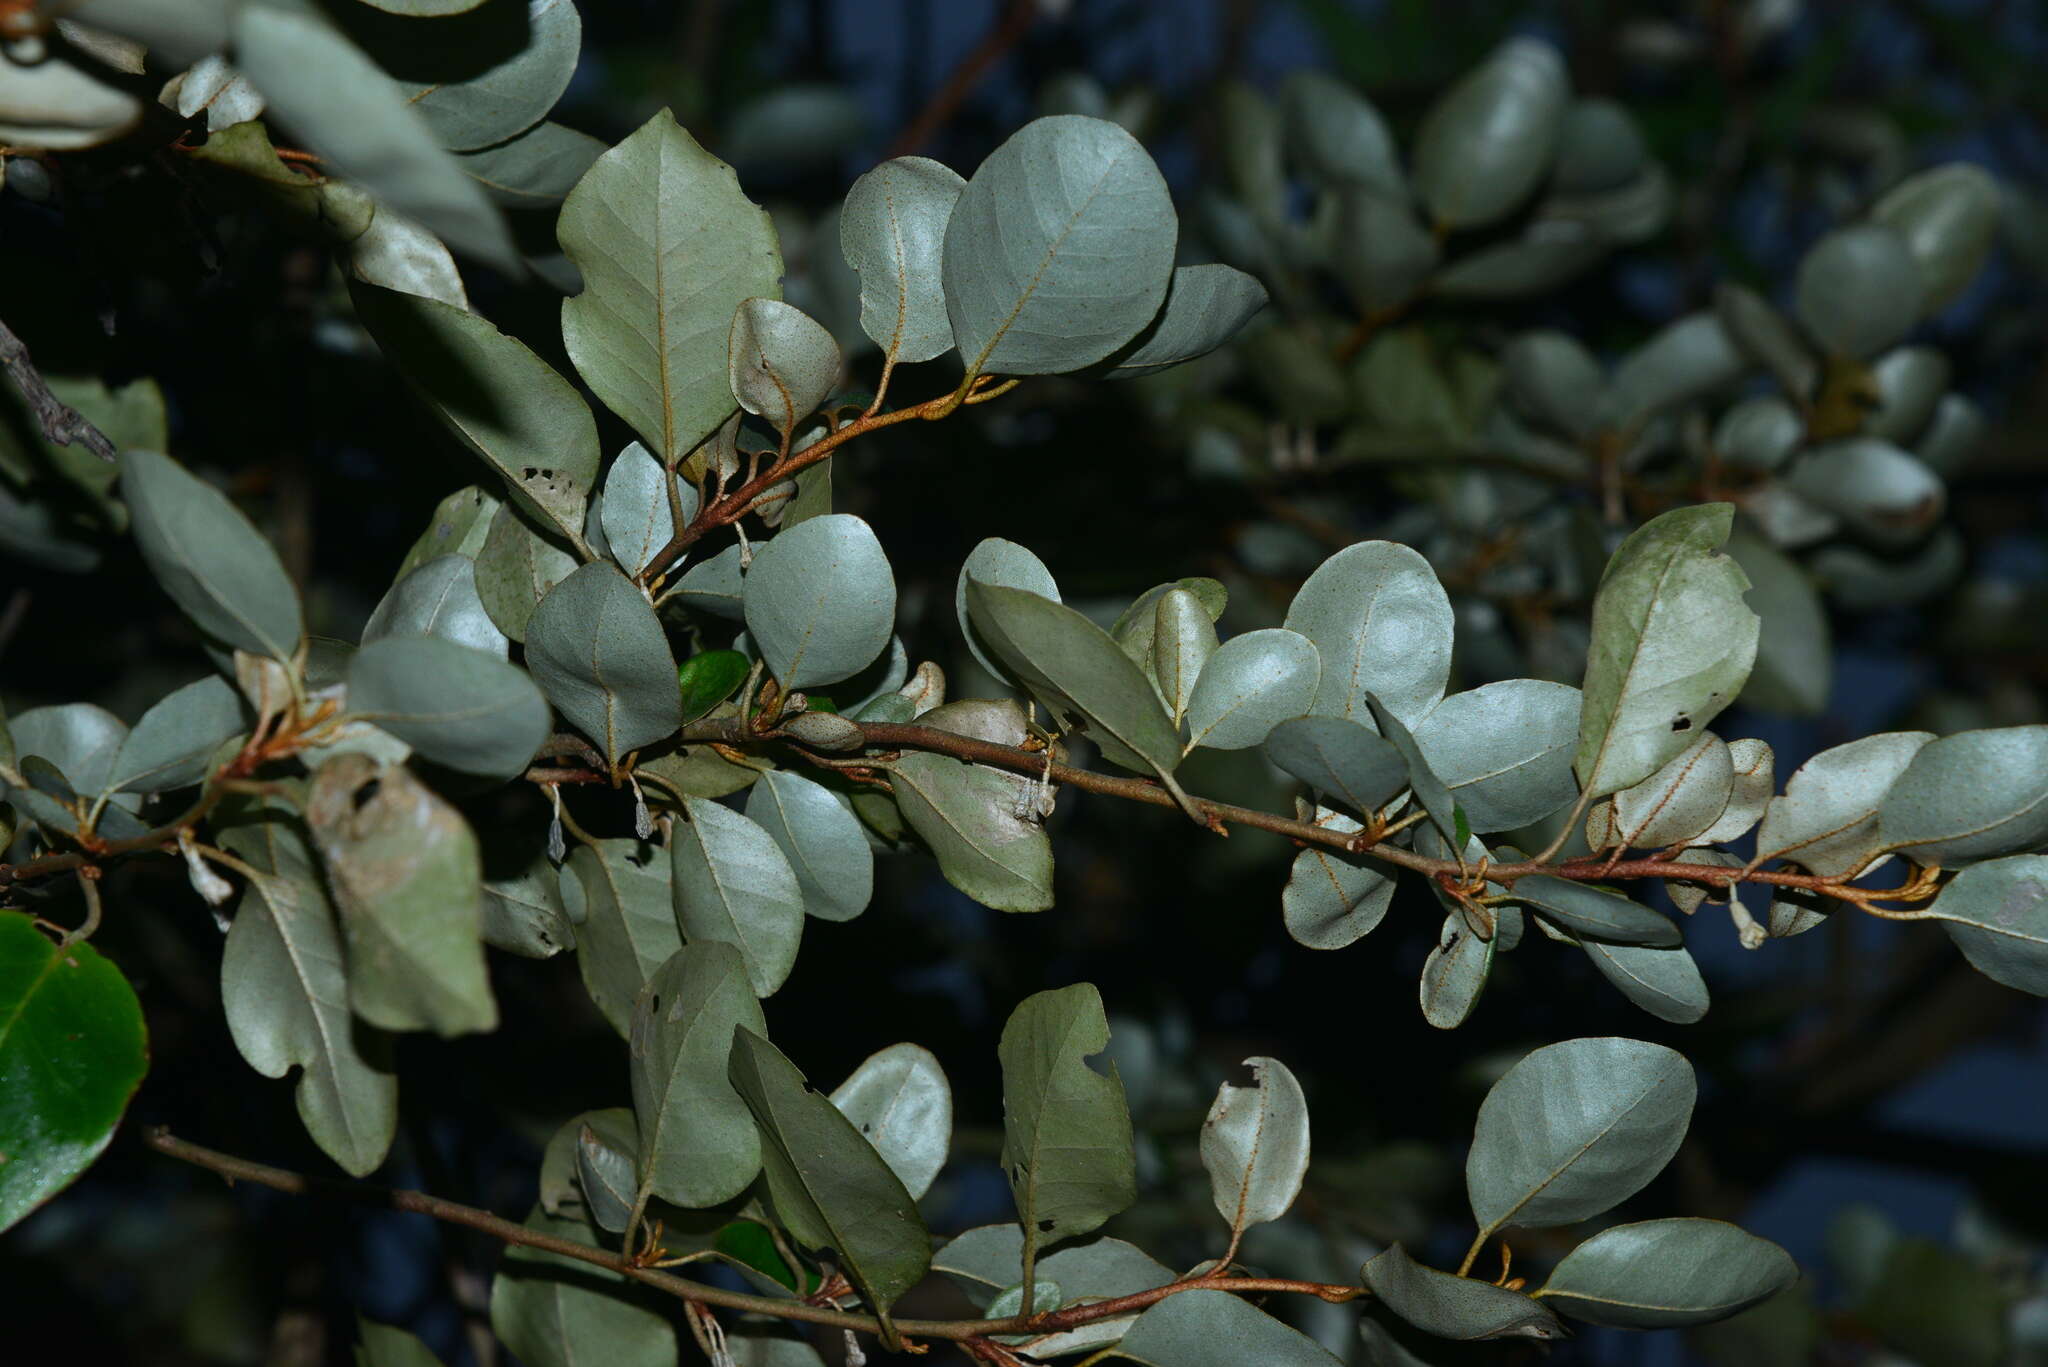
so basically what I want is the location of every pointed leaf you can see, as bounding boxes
[672,800,804,997]
[1152,587,1218,726]
[831,1043,952,1200]
[1284,541,1453,726]
[630,943,766,1209]
[1511,875,1680,946]
[1361,1244,1566,1341]
[743,513,895,690]
[527,562,682,763]
[456,120,607,208]
[120,449,302,659]
[841,155,964,363]
[1366,692,1457,845]
[1538,1218,1796,1327]
[105,676,244,795]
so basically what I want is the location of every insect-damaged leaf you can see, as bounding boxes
[1200,1056,1310,1239]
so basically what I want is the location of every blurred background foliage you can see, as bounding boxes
[5,1,2048,1364]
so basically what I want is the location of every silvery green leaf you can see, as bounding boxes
[1575,504,1758,800]
[474,502,578,643]
[1865,347,1950,444]
[306,754,496,1037]
[1421,912,1494,1029]
[891,751,1053,912]
[1582,939,1709,1023]
[998,984,1137,1270]
[346,207,469,311]
[942,115,1176,376]
[602,443,691,578]
[9,704,125,803]
[744,514,895,690]
[840,156,964,363]
[1362,1244,1566,1341]
[1431,222,1607,299]
[346,637,550,780]
[1500,331,1604,440]
[728,298,840,433]
[1412,38,1568,231]
[1878,725,2048,867]
[233,5,515,268]
[1812,526,1964,609]
[1152,588,1217,727]
[1284,541,1453,726]
[1594,312,1747,429]
[672,800,804,997]
[729,1029,930,1343]
[1552,98,1648,194]
[364,554,509,658]
[629,943,766,1209]
[1610,732,1734,849]
[1783,438,1945,547]
[401,485,500,579]
[527,563,682,762]
[353,284,599,548]
[1755,731,1934,876]
[455,120,607,208]
[1466,1036,1694,1238]
[559,110,783,465]
[1701,738,1774,844]
[219,799,397,1177]
[105,677,244,795]
[1330,188,1440,314]
[1537,1219,1795,1327]
[965,581,1183,778]
[1714,282,1818,401]
[1794,223,1924,359]
[1365,692,1458,845]
[1513,874,1680,946]
[1278,70,1401,195]
[1913,392,1986,478]
[830,1043,951,1200]
[955,537,1060,686]
[1412,679,1581,832]
[1184,628,1320,753]
[1870,162,2001,309]
[1929,855,2048,994]
[745,770,872,922]
[120,449,302,660]
[568,839,678,1035]
[668,542,746,620]
[1714,395,1803,471]
[489,1207,676,1367]
[1201,1056,1310,1236]
[1102,264,1269,378]
[356,0,581,152]
[574,1120,637,1233]
[1265,716,1408,819]
[1283,812,1397,949]
[1110,577,1226,676]
[481,852,573,958]
[1115,1289,1346,1366]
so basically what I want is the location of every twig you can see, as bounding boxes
[0,316,117,463]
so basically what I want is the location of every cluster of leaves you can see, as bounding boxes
[3,8,2046,1365]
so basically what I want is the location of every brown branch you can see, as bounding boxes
[0,315,117,464]
[885,0,1041,159]
[144,1129,1360,1346]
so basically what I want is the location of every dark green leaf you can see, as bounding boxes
[568,839,679,1036]
[1115,1289,1346,1365]
[489,1207,677,1367]
[677,650,751,724]
[998,984,1136,1264]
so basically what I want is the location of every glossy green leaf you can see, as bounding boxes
[1413,680,1581,832]
[999,984,1137,1265]
[1755,732,1933,875]
[490,1207,677,1367]
[105,676,243,795]
[891,751,1052,912]
[1871,163,2000,311]
[1102,264,1268,379]
[0,912,148,1233]
[966,580,1182,777]
[830,1042,952,1200]
[1284,541,1453,726]
[1725,533,1830,716]
[1575,504,1758,800]
[1928,855,2048,995]
[729,298,841,433]
[743,514,895,690]
[677,649,751,724]
[456,119,607,208]
[745,770,873,922]
[1361,1244,1566,1341]
[1279,70,1402,195]
[629,943,765,1209]
[559,110,783,464]
[474,502,577,643]
[1115,1288,1346,1366]
[1467,1037,1694,1238]
[728,1029,930,1343]
[1201,1056,1310,1237]
[1264,716,1408,819]
[1412,38,1569,231]
[569,839,679,1035]
[346,637,549,780]
[1581,940,1709,1023]
[1184,627,1319,753]
[306,755,495,1037]
[601,442,691,578]
[942,115,1176,376]
[1420,912,1494,1029]
[364,554,510,658]
[1538,1218,1797,1327]
[672,800,804,997]
[527,563,682,763]
[840,155,964,363]
[1878,725,2048,867]
[120,449,302,660]
[234,5,515,268]
[1795,223,1924,359]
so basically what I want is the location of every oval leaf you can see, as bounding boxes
[1184,627,1320,753]
[601,442,692,578]
[120,449,302,660]
[107,676,245,795]
[1361,1243,1566,1341]
[1115,1289,1346,1366]
[1929,855,2048,995]
[364,554,510,658]
[1102,263,1268,379]
[745,770,874,922]
[629,943,766,1209]
[1878,725,2048,867]
[744,514,896,690]
[831,1042,952,1201]
[890,752,1054,913]
[1284,541,1453,726]
[955,537,1060,686]
[841,156,964,363]
[527,562,683,763]
[1412,38,1569,231]
[672,800,804,997]
[1581,940,1709,1023]
[347,637,550,780]
[1413,680,1581,832]
[568,839,679,1036]
[1537,1218,1796,1328]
